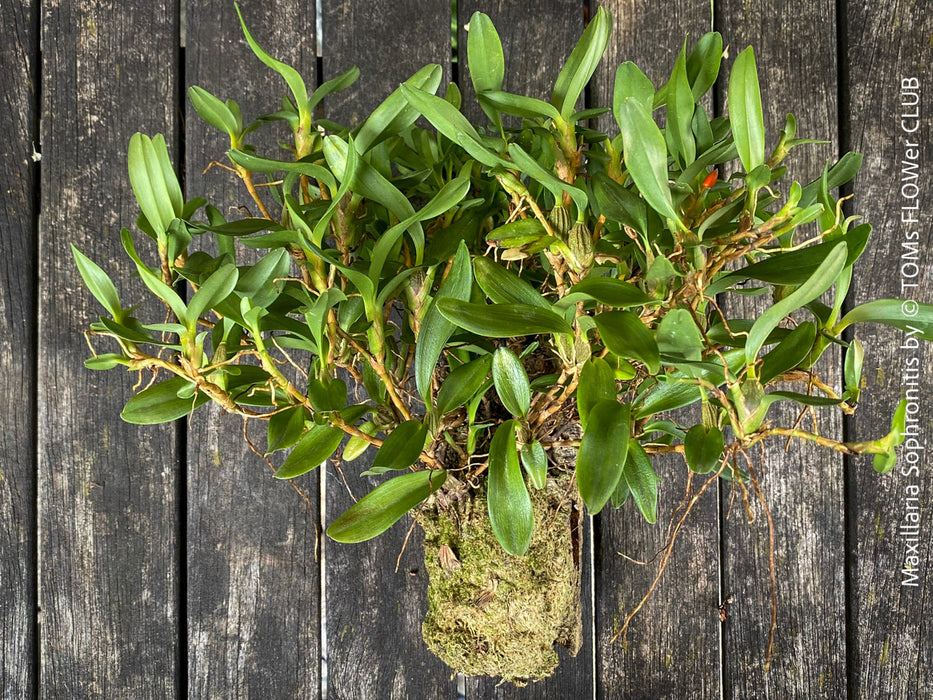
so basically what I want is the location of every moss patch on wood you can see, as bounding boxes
[419,474,583,684]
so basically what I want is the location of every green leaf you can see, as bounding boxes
[492,347,531,418]
[266,405,308,454]
[121,376,209,424]
[746,243,847,365]
[323,136,423,258]
[873,400,908,473]
[717,224,870,290]
[121,229,188,324]
[487,421,534,556]
[613,62,655,118]
[187,263,238,328]
[72,246,125,321]
[226,149,337,191]
[520,441,548,490]
[799,152,862,208]
[188,86,240,137]
[684,425,724,474]
[435,355,493,416]
[836,299,933,341]
[478,91,561,122]
[438,300,573,337]
[656,308,703,361]
[327,470,447,543]
[551,7,612,119]
[354,64,443,153]
[372,420,428,471]
[466,11,504,128]
[400,84,510,169]
[307,377,348,413]
[508,143,588,215]
[594,310,660,374]
[591,172,648,234]
[617,98,685,230]
[577,357,616,430]
[128,133,183,238]
[567,277,652,309]
[759,321,817,383]
[274,423,344,479]
[666,42,696,167]
[685,32,723,101]
[844,338,864,401]
[415,241,473,400]
[623,440,658,523]
[576,400,630,514]
[728,46,765,174]
[308,65,359,113]
[236,3,309,116]
[473,256,551,308]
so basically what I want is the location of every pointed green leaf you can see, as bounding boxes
[128,133,183,237]
[327,470,447,542]
[577,356,616,430]
[415,241,473,400]
[275,423,344,479]
[121,376,209,424]
[551,7,612,119]
[188,86,240,137]
[466,11,504,128]
[187,263,238,327]
[568,277,652,308]
[307,377,348,413]
[308,66,359,113]
[685,32,723,101]
[266,405,308,454]
[576,400,630,514]
[520,440,548,490]
[684,425,724,474]
[613,61,655,118]
[617,98,685,229]
[478,91,561,122]
[487,420,534,556]
[438,300,573,337]
[72,246,124,321]
[473,256,551,308]
[436,354,493,415]
[354,64,444,153]
[728,46,765,174]
[746,243,846,364]
[492,347,531,417]
[844,338,864,401]
[623,440,658,523]
[372,420,428,471]
[508,143,588,215]
[594,310,660,374]
[836,299,933,341]
[759,321,817,383]
[236,3,309,115]
[666,42,696,167]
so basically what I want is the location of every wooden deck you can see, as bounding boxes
[1,0,930,697]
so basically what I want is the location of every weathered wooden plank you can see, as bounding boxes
[844,2,932,696]
[716,2,846,696]
[319,2,457,697]
[184,2,322,696]
[455,1,595,696]
[0,0,37,697]
[38,1,180,696]
[591,3,721,697]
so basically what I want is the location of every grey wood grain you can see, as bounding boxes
[38,0,181,696]
[184,2,322,696]
[319,1,458,697]
[321,0,452,127]
[592,3,722,697]
[456,1,595,696]
[844,1,932,697]
[716,2,846,697]
[0,0,37,697]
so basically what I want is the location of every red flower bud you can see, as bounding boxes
[701,169,719,191]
